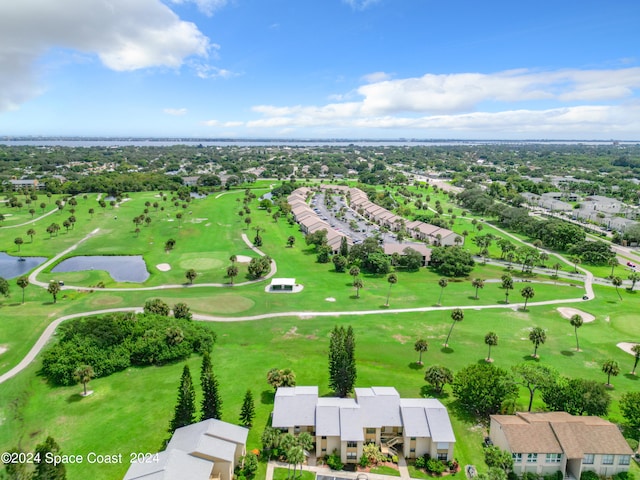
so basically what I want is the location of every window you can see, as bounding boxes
[583,454,594,465]
[438,453,448,461]
[410,449,416,453]
[527,454,538,463]
[619,455,630,466]
[546,454,562,464]
[410,437,416,441]
[366,428,376,434]
[347,441,357,448]
[602,455,614,465]
[321,448,327,453]
[347,453,357,460]
[512,454,522,463]
[321,436,327,440]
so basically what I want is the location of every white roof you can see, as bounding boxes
[123,449,212,480]
[400,398,455,443]
[272,386,318,428]
[354,387,402,428]
[168,420,246,463]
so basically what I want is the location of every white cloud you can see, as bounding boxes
[0,0,210,111]
[192,63,237,79]
[170,0,229,16]
[164,108,188,116]
[216,67,640,138]
[361,71,392,83]
[342,0,382,10]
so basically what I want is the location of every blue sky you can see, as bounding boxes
[1,0,639,139]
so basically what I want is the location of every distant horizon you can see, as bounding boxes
[1,135,638,144]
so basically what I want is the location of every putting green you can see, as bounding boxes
[179,253,225,271]
[87,295,124,307]
[187,294,255,314]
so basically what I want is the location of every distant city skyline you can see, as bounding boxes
[1,0,639,140]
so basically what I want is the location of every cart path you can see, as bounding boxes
[28,229,277,291]
[0,203,63,229]
[0,292,590,385]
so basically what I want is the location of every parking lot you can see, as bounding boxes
[311,192,404,245]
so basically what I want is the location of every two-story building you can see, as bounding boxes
[271,386,455,464]
[490,412,633,479]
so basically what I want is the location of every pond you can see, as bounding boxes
[52,255,150,283]
[0,252,47,279]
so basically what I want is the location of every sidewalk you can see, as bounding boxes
[265,457,412,480]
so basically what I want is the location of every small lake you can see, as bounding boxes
[0,252,47,279]
[52,255,150,283]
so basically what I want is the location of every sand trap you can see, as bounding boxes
[326,297,336,302]
[235,255,252,263]
[617,342,640,356]
[156,263,171,272]
[557,307,595,323]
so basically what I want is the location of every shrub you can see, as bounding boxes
[426,458,447,475]
[522,473,541,480]
[625,438,639,452]
[613,472,635,480]
[580,471,599,480]
[41,312,216,385]
[326,450,343,471]
[415,455,427,469]
[359,455,370,468]
[543,472,563,480]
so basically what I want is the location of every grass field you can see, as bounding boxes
[1,185,639,480]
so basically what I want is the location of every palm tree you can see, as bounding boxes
[612,276,623,300]
[385,273,398,306]
[229,254,237,265]
[14,237,23,252]
[630,344,640,375]
[185,268,197,285]
[26,228,36,242]
[552,262,562,277]
[501,275,513,303]
[353,277,363,298]
[608,257,618,278]
[571,255,582,273]
[602,359,620,387]
[472,278,484,299]
[444,308,464,347]
[16,275,29,304]
[629,272,640,291]
[570,314,583,351]
[414,339,428,365]
[287,445,304,479]
[437,278,448,306]
[484,332,498,362]
[227,265,238,285]
[520,286,535,311]
[349,266,360,283]
[529,327,546,358]
[73,365,95,396]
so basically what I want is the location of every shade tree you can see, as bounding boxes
[424,365,453,394]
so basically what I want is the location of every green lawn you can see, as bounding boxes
[370,465,401,476]
[0,185,639,480]
[272,467,315,480]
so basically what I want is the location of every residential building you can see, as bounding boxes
[271,386,455,464]
[490,412,632,479]
[123,419,248,480]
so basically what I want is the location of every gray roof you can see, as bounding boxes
[401,407,430,437]
[123,449,212,480]
[400,398,455,442]
[354,387,402,428]
[272,386,319,428]
[340,407,365,441]
[167,421,241,462]
[316,398,358,436]
[425,408,456,443]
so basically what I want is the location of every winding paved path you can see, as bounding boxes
[2,219,602,385]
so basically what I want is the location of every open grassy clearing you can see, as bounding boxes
[1,293,639,479]
[1,184,639,480]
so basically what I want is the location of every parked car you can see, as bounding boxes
[627,261,637,268]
